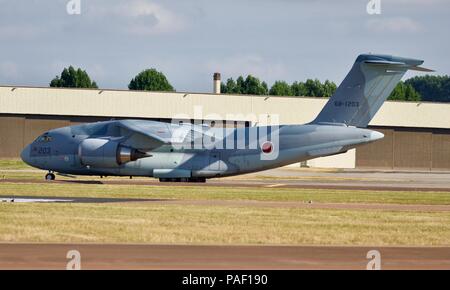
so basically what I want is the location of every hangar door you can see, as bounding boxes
[432,131,450,170]
[356,127,450,171]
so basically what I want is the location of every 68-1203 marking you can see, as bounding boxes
[334,101,360,108]
[32,146,51,156]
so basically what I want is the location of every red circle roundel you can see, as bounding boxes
[261,141,273,154]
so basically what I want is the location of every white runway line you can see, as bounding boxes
[1,198,74,203]
[265,184,285,188]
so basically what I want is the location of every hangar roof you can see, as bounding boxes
[1,85,449,129]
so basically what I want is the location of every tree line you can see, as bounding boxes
[221,76,337,98]
[49,66,450,103]
[50,67,173,92]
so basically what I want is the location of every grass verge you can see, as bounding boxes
[1,202,449,245]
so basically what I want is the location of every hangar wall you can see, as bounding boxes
[305,149,356,169]
[356,126,450,171]
[0,115,91,158]
[3,86,450,128]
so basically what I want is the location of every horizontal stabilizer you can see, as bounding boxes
[364,60,406,66]
[408,66,434,72]
[364,59,434,72]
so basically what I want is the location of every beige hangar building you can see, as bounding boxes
[1,84,450,171]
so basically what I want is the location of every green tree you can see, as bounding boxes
[236,76,245,94]
[128,68,174,91]
[291,81,307,96]
[405,75,450,102]
[243,75,269,95]
[291,79,337,97]
[322,80,337,98]
[404,83,421,101]
[50,66,98,88]
[388,82,421,101]
[269,81,293,96]
[221,78,237,94]
[389,82,406,101]
[221,75,268,95]
[304,79,325,97]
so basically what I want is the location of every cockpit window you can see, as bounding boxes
[36,134,53,143]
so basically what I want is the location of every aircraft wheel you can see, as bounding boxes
[45,173,55,181]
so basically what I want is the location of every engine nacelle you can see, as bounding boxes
[78,138,147,168]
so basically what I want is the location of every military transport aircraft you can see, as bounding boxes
[21,54,432,182]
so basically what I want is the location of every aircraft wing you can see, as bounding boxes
[115,120,218,150]
[115,120,172,150]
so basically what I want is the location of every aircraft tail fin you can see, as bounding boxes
[311,54,433,127]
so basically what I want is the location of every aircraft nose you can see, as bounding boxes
[369,131,384,141]
[20,144,32,165]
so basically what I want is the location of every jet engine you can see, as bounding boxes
[78,138,148,168]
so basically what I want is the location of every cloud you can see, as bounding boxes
[0,24,44,39]
[0,61,19,79]
[91,0,185,35]
[0,0,448,91]
[365,17,423,34]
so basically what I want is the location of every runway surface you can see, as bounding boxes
[0,195,168,204]
[1,169,449,270]
[2,168,450,192]
[2,195,450,212]
[0,244,449,270]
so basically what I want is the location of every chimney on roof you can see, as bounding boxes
[213,72,221,94]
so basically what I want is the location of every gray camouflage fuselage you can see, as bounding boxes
[20,121,383,178]
[20,54,431,181]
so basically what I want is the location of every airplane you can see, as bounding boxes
[21,54,432,182]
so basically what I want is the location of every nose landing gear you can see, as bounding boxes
[45,172,56,181]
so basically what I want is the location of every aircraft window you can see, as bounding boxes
[36,135,53,143]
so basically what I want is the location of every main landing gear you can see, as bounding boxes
[159,177,206,183]
[45,172,56,181]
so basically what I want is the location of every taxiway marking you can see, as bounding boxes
[265,184,285,188]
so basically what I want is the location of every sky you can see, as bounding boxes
[0,0,449,93]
